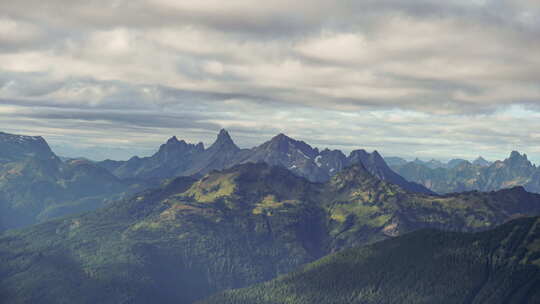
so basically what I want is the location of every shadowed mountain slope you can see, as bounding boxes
[201,216,540,304]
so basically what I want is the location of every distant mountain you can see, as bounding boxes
[407,157,469,169]
[2,162,540,303]
[385,157,474,170]
[384,156,408,167]
[201,216,540,304]
[447,158,469,168]
[99,130,433,194]
[413,158,447,169]
[98,136,205,179]
[390,151,540,194]
[0,132,57,162]
[473,156,492,167]
[0,132,151,231]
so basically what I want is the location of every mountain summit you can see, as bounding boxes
[208,129,239,151]
[472,156,491,167]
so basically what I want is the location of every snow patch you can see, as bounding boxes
[298,149,311,160]
[315,155,322,167]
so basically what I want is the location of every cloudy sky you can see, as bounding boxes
[1,0,540,162]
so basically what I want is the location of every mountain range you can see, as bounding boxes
[386,156,492,170]
[2,162,540,303]
[98,129,433,194]
[389,151,540,194]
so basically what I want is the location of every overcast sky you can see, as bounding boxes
[1,0,539,163]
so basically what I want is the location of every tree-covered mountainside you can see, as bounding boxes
[98,130,433,194]
[201,216,540,304]
[0,132,151,231]
[390,151,540,194]
[2,162,540,303]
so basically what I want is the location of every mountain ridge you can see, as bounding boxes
[98,129,434,194]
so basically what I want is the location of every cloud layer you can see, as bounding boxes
[1,0,539,162]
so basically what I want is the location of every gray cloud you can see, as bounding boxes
[0,0,539,162]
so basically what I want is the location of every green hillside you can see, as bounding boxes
[201,216,540,304]
[1,163,540,303]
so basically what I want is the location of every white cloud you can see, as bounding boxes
[0,17,42,46]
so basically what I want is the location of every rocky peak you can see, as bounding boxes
[371,150,386,164]
[349,149,370,161]
[473,156,491,167]
[208,129,239,152]
[158,136,187,151]
[166,136,182,144]
[154,136,204,162]
[349,149,387,168]
[509,150,527,160]
[263,133,318,158]
[506,151,532,167]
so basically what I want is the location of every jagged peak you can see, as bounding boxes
[261,133,317,157]
[166,136,180,144]
[218,128,231,138]
[505,151,532,167]
[270,133,294,143]
[372,150,383,159]
[348,149,369,158]
[209,128,239,150]
[509,150,527,160]
[349,149,385,164]
[320,148,346,157]
[473,156,491,167]
[165,136,188,146]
